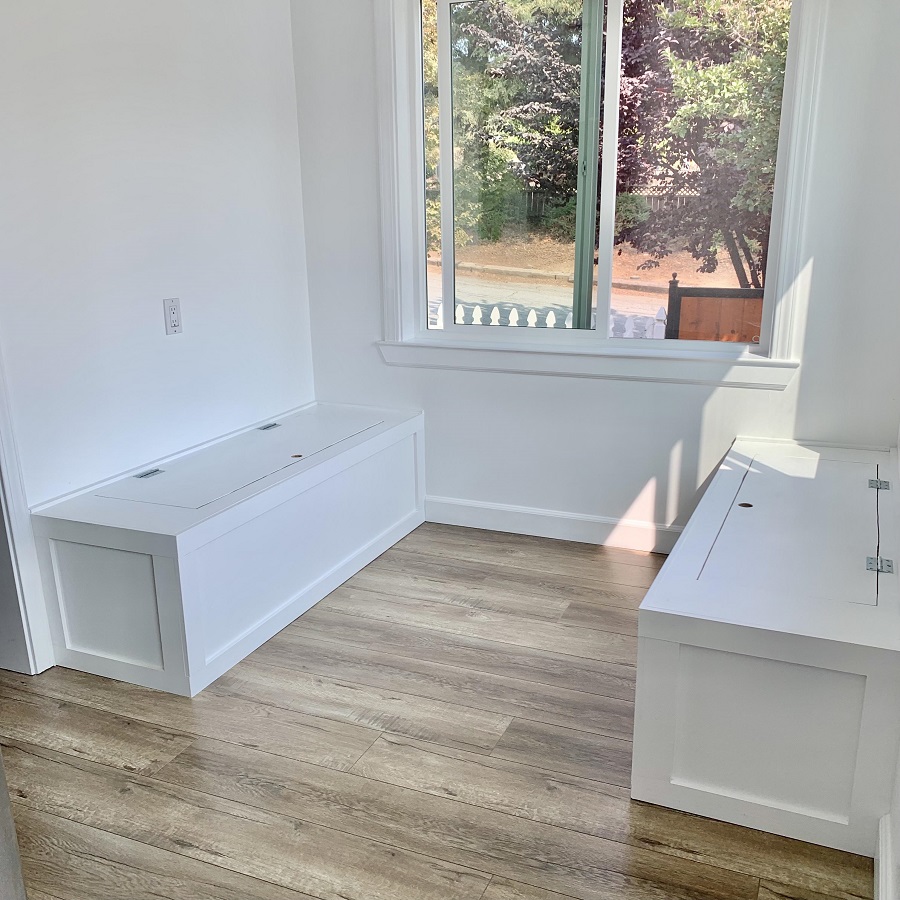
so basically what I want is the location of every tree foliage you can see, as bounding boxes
[423,0,791,288]
[624,0,791,287]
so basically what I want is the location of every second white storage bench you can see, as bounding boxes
[632,439,900,855]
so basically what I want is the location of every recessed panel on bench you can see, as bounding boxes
[699,456,879,605]
[51,541,164,670]
[672,645,866,823]
[96,406,384,510]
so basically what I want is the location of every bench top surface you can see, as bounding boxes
[32,403,422,540]
[641,439,900,651]
[96,405,384,510]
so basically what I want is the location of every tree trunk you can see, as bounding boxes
[723,230,751,289]
[735,231,762,289]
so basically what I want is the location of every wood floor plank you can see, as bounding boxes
[559,601,639,637]
[4,523,869,900]
[353,733,630,802]
[352,736,873,900]
[364,545,651,616]
[758,883,850,900]
[403,522,666,570]
[3,741,490,900]
[14,804,319,900]
[351,549,573,620]
[318,587,638,665]
[295,607,636,700]
[375,545,653,614]
[0,682,193,776]
[482,876,581,900]
[218,657,512,753]
[400,524,664,580]
[380,544,653,611]
[0,668,379,772]
[256,630,634,741]
[491,718,632,786]
[152,735,759,900]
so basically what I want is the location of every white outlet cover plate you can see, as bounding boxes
[164,298,182,335]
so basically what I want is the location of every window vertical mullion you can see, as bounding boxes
[594,0,624,338]
[571,0,605,331]
[436,0,457,331]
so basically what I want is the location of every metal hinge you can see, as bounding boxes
[867,557,895,573]
[869,479,892,490]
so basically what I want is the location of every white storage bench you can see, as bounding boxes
[31,403,425,697]
[632,439,900,855]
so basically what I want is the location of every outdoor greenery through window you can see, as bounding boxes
[422,0,792,341]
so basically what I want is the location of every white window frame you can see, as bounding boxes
[375,0,827,388]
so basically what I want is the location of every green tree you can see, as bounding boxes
[625,0,792,288]
[422,1,443,252]
[423,0,585,250]
[423,0,792,287]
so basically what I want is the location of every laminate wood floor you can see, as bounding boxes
[0,523,874,900]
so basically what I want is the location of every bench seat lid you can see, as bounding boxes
[95,405,383,510]
[31,403,421,541]
[640,440,900,651]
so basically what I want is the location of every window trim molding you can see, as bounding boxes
[375,0,827,388]
[761,0,829,361]
[378,339,799,388]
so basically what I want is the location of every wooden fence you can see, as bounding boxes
[665,274,763,343]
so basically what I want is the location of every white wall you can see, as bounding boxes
[0,0,315,507]
[291,0,900,549]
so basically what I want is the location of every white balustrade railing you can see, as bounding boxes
[435,302,668,338]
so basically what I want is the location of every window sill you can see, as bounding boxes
[377,338,799,389]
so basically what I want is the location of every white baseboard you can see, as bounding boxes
[426,496,681,554]
[878,814,894,900]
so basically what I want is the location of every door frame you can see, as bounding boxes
[0,340,53,674]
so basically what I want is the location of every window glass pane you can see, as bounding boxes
[450,0,582,331]
[422,0,444,328]
[445,0,593,329]
[609,0,791,342]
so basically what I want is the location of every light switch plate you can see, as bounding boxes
[164,298,183,335]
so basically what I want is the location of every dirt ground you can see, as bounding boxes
[451,237,740,290]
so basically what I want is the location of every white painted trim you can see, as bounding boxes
[426,495,681,554]
[374,0,403,343]
[0,340,53,673]
[761,0,828,359]
[379,340,798,389]
[594,0,624,326]
[375,0,427,342]
[376,0,824,371]
[436,0,456,336]
[735,435,894,454]
[877,814,894,900]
